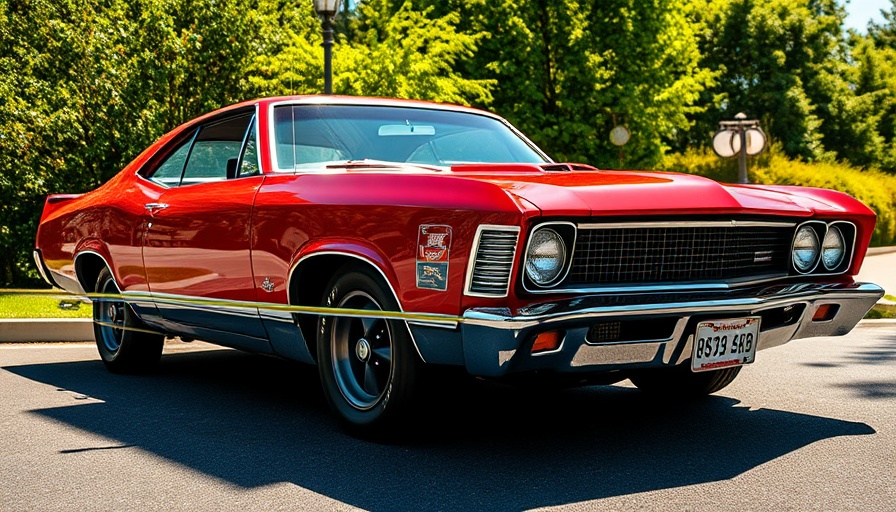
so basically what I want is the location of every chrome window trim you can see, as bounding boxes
[576,220,797,230]
[138,103,260,188]
[265,100,552,174]
[463,224,522,298]
[521,221,577,293]
[234,111,261,178]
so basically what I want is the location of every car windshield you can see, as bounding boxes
[272,104,549,171]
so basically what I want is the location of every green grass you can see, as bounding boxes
[0,290,92,319]
[866,295,896,319]
[866,304,896,319]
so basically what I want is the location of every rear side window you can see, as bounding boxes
[150,140,193,186]
[182,114,253,185]
[144,110,255,187]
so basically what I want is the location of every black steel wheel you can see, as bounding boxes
[629,364,742,397]
[317,265,420,435]
[93,268,164,373]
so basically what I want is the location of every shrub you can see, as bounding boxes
[661,149,896,246]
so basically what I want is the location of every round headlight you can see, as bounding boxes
[792,225,820,272]
[525,229,566,286]
[821,226,845,270]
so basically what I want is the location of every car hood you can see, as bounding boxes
[447,163,857,218]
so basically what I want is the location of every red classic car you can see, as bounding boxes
[34,96,884,434]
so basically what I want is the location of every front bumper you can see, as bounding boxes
[454,281,883,377]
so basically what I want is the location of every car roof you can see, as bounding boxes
[218,95,502,120]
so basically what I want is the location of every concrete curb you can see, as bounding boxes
[0,318,94,343]
[0,316,894,343]
[867,246,896,256]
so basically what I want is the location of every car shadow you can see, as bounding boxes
[4,349,876,512]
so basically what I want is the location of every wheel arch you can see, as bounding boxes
[287,250,422,363]
[73,249,113,294]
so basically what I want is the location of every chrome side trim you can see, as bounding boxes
[463,224,521,298]
[260,309,295,322]
[286,250,432,362]
[576,220,797,230]
[408,319,460,330]
[140,292,260,319]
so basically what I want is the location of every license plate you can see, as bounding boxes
[691,317,760,372]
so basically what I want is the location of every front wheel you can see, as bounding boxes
[93,268,164,373]
[316,265,420,436]
[628,364,742,398]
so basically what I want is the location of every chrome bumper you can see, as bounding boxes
[457,282,884,377]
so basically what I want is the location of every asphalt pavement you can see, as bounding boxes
[1,325,895,511]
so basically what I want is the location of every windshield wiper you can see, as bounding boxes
[324,159,444,172]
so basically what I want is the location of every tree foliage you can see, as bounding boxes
[417,0,715,168]
[0,0,489,285]
[4,0,896,286]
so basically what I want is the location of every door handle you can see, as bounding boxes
[144,203,169,213]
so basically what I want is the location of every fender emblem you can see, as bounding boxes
[261,277,275,293]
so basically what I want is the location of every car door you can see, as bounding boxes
[141,110,269,344]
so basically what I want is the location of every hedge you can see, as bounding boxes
[661,149,896,247]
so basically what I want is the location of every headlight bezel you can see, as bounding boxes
[821,225,846,271]
[522,222,576,290]
[791,220,856,276]
[791,222,822,274]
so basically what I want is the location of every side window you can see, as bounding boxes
[239,117,260,177]
[181,113,253,185]
[149,139,193,186]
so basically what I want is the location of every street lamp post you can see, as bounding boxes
[313,0,340,94]
[712,113,767,184]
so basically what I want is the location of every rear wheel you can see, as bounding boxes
[93,268,164,373]
[629,364,742,397]
[316,265,420,436]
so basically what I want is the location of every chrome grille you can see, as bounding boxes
[467,228,519,296]
[566,224,792,286]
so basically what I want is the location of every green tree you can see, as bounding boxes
[248,0,494,105]
[0,0,496,286]
[419,0,715,169]
[0,0,293,286]
[686,0,886,168]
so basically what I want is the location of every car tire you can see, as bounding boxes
[316,265,420,436]
[628,364,742,397]
[93,267,164,373]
